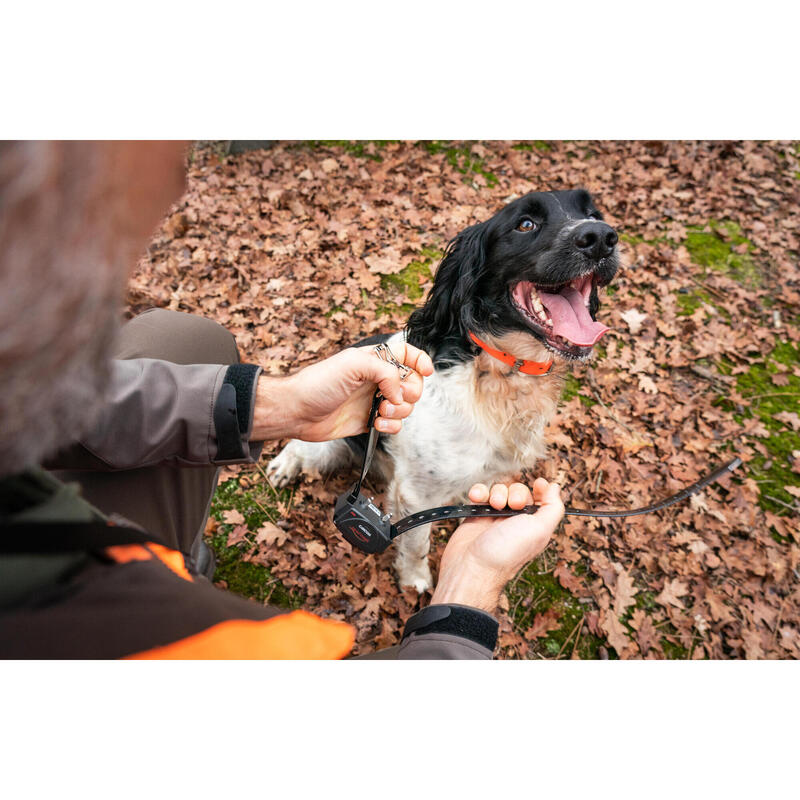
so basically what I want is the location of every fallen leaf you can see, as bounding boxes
[775,411,800,431]
[638,375,658,394]
[621,308,648,334]
[255,521,288,547]
[306,540,327,559]
[221,509,245,525]
[525,607,562,640]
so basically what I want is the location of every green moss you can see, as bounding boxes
[635,590,658,612]
[207,478,302,608]
[375,301,416,318]
[420,141,499,187]
[661,638,691,660]
[307,140,394,161]
[325,305,344,318]
[562,373,597,408]
[377,246,442,318]
[512,141,553,152]
[506,558,604,659]
[379,247,441,301]
[716,341,800,516]
[685,220,760,287]
[675,288,712,316]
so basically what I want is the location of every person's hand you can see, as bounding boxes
[431,479,564,614]
[251,342,434,442]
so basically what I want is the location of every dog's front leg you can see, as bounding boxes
[388,482,434,593]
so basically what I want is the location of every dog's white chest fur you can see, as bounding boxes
[382,333,560,506]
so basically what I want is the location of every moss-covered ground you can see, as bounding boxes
[505,548,605,659]
[671,218,798,518]
[716,341,800,517]
[376,246,442,317]
[206,477,302,609]
[684,220,760,287]
[420,141,499,187]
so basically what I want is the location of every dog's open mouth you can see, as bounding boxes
[511,274,609,356]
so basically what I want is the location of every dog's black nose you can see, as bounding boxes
[573,221,618,260]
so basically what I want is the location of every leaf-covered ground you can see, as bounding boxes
[130,140,800,659]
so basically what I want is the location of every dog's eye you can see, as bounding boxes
[516,218,537,232]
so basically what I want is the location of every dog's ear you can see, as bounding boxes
[406,222,489,361]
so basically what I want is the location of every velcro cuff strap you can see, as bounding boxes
[223,364,260,435]
[402,604,498,651]
[214,364,260,461]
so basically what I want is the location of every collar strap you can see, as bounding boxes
[468,332,554,376]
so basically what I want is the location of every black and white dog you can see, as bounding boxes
[268,189,620,591]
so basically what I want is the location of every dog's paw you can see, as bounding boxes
[397,561,433,594]
[266,445,302,488]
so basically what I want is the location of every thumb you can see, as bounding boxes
[530,480,564,531]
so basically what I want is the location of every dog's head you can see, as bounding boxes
[407,189,620,366]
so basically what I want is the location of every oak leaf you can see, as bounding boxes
[524,607,562,641]
[255,521,288,547]
[221,509,245,525]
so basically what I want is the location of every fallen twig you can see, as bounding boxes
[570,617,586,660]
[557,614,585,660]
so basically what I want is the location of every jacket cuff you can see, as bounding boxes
[212,364,263,463]
[401,604,498,654]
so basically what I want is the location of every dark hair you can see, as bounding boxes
[405,222,490,369]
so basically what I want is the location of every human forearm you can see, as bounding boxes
[430,557,506,615]
[250,374,297,442]
[46,359,264,470]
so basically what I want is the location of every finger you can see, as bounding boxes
[398,369,424,404]
[507,482,533,509]
[532,477,552,504]
[379,399,414,420]
[468,483,490,503]
[531,481,564,529]
[489,483,509,510]
[393,341,434,377]
[355,356,405,404]
[352,346,427,405]
[375,417,401,434]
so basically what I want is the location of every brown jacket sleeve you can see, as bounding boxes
[395,604,497,659]
[46,358,264,471]
[397,632,494,659]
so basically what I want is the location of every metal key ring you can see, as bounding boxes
[374,342,411,380]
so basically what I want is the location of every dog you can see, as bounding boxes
[267,189,620,592]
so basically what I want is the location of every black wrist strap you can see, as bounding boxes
[403,604,499,651]
[214,364,261,461]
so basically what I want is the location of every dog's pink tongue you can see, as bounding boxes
[538,287,609,346]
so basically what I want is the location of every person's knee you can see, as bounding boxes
[116,309,240,365]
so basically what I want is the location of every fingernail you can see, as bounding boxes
[376,419,390,431]
[382,403,396,417]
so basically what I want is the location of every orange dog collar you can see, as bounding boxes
[468,332,554,376]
